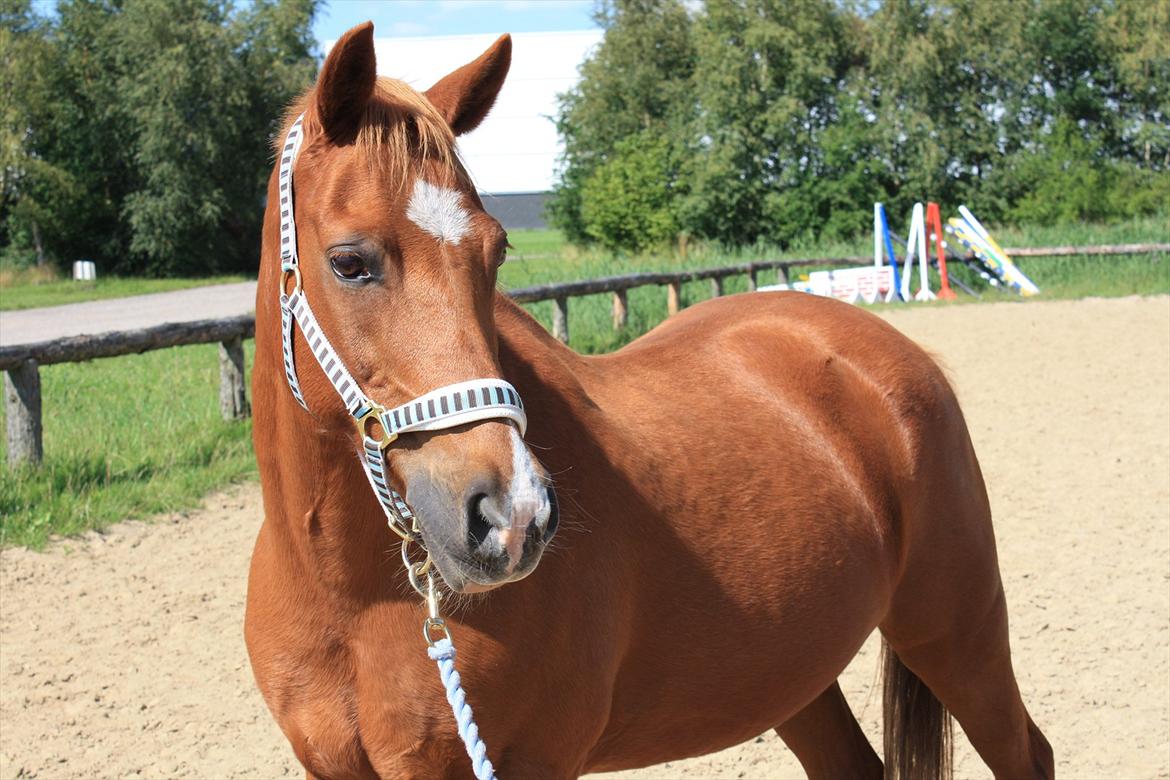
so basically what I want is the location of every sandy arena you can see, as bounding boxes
[2,295,1168,779]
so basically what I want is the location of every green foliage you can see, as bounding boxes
[552,0,1170,254]
[549,0,696,244]
[581,133,680,251]
[0,1,78,268]
[684,0,856,246]
[1002,119,1170,225]
[0,0,318,276]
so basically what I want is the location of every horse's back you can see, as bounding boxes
[592,289,984,583]
[593,291,961,486]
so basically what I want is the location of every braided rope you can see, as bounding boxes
[427,638,497,780]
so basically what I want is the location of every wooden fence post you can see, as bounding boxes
[778,265,791,286]
[710,277,724,298]
[747,264,758,292]
[611,290,628,331]
[5,359,43,466]
[666,282,681,316]
[218,336,249,420]
[552,297,570,344]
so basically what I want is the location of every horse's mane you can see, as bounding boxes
[279,77,462,190]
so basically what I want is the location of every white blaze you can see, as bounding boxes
[496,427,550,570]
[406,179,472,244]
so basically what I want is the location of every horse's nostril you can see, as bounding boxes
[466,493,493,547]
[543,486,560,542]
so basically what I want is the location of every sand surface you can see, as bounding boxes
[3,295,1168,779]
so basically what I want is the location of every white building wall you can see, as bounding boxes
[334,30,603,195]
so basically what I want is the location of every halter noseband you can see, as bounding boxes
[276,114,527,541]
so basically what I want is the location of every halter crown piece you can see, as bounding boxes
[278,114,508,780]
[277,113,527,542]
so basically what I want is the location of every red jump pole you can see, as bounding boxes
[927,201,956,301]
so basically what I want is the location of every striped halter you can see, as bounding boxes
[275,114,527,541]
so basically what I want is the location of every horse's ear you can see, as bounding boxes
[314,22,377,142]
[424,34,511,136]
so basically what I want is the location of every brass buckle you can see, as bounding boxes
[354,405,396,451]
[280,266,302,297]
[419,569,449,647]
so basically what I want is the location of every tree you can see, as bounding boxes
[682,0,857,246]
[1105,0,1170,168]
[548,0,696,243]
[1,1,80,266]
[580,133,681,252]
[114,0,318,275]
[0,0,318,276]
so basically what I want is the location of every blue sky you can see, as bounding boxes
[314,0,599,43]
[27,0,597,46]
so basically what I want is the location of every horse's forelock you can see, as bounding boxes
[275,77,463,191]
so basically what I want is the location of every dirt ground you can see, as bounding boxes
[3,295,1168,780]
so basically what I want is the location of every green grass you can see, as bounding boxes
[2,214,1166,548]
[0,344,256,547]
[993,213,1169,247]
[855,212,1170,306]
[966,252,1167,301]
[501,214,1168,350]
[507,228,566,258]
[0,274,249,311]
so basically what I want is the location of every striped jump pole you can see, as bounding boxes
[877,203,902,302]
[910,202,935,302]
[927,202,956,300]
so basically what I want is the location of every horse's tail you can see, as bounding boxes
[882,639,953,780]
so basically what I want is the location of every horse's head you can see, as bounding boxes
[265,23,556,592]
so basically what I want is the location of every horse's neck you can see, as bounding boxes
[252,314,392,601]
[493,295,589,398]
[492,294,612,491]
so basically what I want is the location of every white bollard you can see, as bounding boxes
[72,260,97,281]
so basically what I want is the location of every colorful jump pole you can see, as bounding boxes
[901,202,934,302]
[927,202,956,300]
[877,203,902,302]
[951,205,1040,296]
[869,203,883,304]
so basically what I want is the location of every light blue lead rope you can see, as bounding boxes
[428,637,497,780]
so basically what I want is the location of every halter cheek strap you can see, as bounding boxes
[276,113,527,540]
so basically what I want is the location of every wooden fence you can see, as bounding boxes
[3,242,1167,465]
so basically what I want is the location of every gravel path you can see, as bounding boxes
[0,282,256,347]
[2,295,1168,779]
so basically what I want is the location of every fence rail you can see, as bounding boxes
[4,242,1167,465]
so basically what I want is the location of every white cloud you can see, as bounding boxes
[501,0,591,9]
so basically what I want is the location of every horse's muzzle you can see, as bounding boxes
[407,475,557,593]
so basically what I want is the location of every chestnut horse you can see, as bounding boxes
[246,23,1053,780]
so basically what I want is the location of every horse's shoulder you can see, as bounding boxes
[610,292,959,461]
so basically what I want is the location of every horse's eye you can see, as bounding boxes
[330,253,369,281]
[497,243,510,267]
